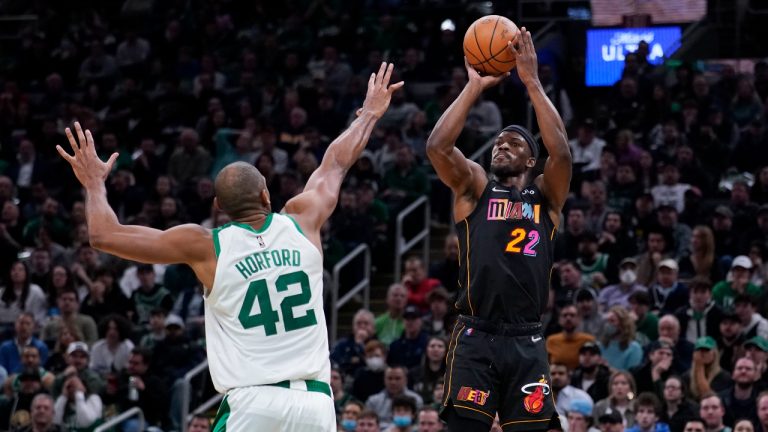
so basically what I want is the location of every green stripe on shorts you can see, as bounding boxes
[212,395,230,432]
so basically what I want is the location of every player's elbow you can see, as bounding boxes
[425,138,447,158]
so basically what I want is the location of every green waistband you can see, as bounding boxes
[268,380,332,397]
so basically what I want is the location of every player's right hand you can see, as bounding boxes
[360,62,404,119]
[464,57,509,91]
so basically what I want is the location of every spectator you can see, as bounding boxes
[682,419,706,432]
[366,366,423,430]
[571,342,611,403]
[575,288,604,336]
[466,93,502,138]
[167,129,212,187]
[352,340,387,403]
[28,249,52,288]
[80,267,132,324]
[698,394,729,432]
[20,394,64,432]
[656,204,692,259]
[758,392,768,432]
[408,336,447,404]
[422,287,453,339]
[416,406,442,432]
[384,395,417,432]
[44,324,81,374]
[339,400,364,431]
[41,288,98,347]
[0,261,47,329]
[629,291,659,342]
[744,336,768,387]
[648,259,689,316]
[381,146,429,212]
[660,376,698,432]
[387,305,429,369]
[599,258,648,311]
[428,234,459,295]
[356,410,380,432]
[594,371,637,428]
[635,228,672,288]
[631,338,676,395]
[331,309,376,378]
[551,362,593,417]
[625,392,670,432]
[332,368,356,417]
[51,342,104,400]
[0,313,48,374]
[687,337,733,400]
[546,304,596,370]
[53,370,103,430]
[187,414,211,432]
[712,206,739,259]
[718,311,746,373]
[734,418,754,432]
[676,277,724,344]
[89,315,134,376]
[659,315,695,374]
[719,357,760,426]
[555,260,590,308]
[564,398,599,432]
[401,257,441,312]
[651,164,690,213]
[376,284,407,346]
[600,306,644,371]
[131,264,174,327]
[678,226,719,284]
[734,294,768,340]
[576,231,611,289]
[6,346,55,392]
[556,207,588,262]
[598,212,638,266]
[713,256,761,310]
[570,118,606,177]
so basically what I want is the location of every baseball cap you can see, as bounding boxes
[426,286,450,303]
[598,412,623,424]
[619,257,637,267]
[658,259,679,271]
[67,341,89,356]
[745,336,768,352]
[579,341,601,355]
[714,205,733,219]
[731,255,753,270]
[694,336,717,351]
[165,314,185,329]
[568,398,593,416]
[403,305,422,319]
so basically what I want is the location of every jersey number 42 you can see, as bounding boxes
[238,270,318,336]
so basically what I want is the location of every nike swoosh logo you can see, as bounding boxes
[531,336,542,342]
[492,187,510,193]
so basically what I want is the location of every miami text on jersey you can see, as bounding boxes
[486,198,540,223]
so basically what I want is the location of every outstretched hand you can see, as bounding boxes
[464,57,509,91]
[56,122,118,189]
[508,27,539,86]
[360,62,405,118]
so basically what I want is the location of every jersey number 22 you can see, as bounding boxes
[238,270,318,336]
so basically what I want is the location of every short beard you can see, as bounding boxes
[490,162,525,180]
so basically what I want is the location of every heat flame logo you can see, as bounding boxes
[521,376,550,415]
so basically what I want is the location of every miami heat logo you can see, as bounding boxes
[521,376,550,414]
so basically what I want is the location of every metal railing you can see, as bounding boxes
[180,360,210,432]
[330,244,371,345]
[394,196,431,282]
[94,407,145,432]
[188,393,224,425]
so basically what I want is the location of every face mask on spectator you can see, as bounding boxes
[620,269,637,285]
[366,356,385,371]
[393,415,412,427]
[603,323,618,336]
[341,419,356,431]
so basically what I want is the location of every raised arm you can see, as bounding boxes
[512,29,572,217]
[56,124,215,284]
[283,63,403,246]
[426,60,507,199]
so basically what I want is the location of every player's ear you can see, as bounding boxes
[261,188,271,207]
[213,197,221,211]
[527,158,536,168]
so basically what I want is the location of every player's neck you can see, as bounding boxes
[495,174,527,190]
[235,211,272,230]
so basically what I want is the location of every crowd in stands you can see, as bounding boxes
[1,1,768,432]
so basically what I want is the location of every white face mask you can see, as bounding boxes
[366,356,385,371]
[620,269,637,285]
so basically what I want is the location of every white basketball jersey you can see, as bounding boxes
[204,213,330,393]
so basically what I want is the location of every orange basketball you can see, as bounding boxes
[463,15,520,75]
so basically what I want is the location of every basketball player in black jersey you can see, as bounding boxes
[426,28,571,432]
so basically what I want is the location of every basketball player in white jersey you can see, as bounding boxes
[56,63,404,431]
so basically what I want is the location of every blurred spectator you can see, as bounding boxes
[575,288,603,336]
[19,394,64,432]
[466,93,502,138]
[130,264,174,327]
[713,256,761,310]
[53,369,103,430]
[629,291,659,342]
[0,313,48,374]
[712,206,739,259]
[648,259,689,315]
[551,362,592,418]
[187,414,211,432]
[421,287,453,339]
[351,340,387,403]
[331,188,375,251]
[683,419,706,432]
[656,205,692,259]
[599,258,647,311]
[5,346,55,392]
[564,398,598,432]
[338,400,364,432]
[381,146,429,212]
[659,376,698,432]
[408,337,446,405]
[678,226,720,283]
[719,357,760,426]
[546,304,596,370]
[375,284,407,346]
[687,337,733,400]
[387,306,429,369]
[718,310,746,373]
[356,410,380,432]
[731,78,764,127]
[383,395,416,432]
[44,325,80,374]
[428,234,459,294]
[80,267,133,325]
[89,315,134,376]
[28,249,52,288]
[744,336,768,387]
[576,232,610,289]
[652,164,690,213]
[571,342,611,403]
[599,306,643,371]
[365,366,423,430]
[698,394,728,432]
[676,277,724,344]
[631,338,675,395]
[0,261,48,330]
[79,41,117,84]
[593,371,637,428]
[554,261,589,309]
[415,406,442,432]
[41,288,98,347]
[556,207,588,261]
[658,315,694,374]
[52,342,104,400]
[734,294,768,340]
[625,392,669,432]
[401,257,440,312]
[332,309,376,378]
[613,130,643,170]
[598,211,637,260]
[168,129,212,188]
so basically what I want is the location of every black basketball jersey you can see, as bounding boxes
[455,180,557,324]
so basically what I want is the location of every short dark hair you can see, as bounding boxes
[358,410,379,424]
[629,291,651,306]
[131,347,152,365]
[734,294,758,307]
[391,395,417,414]
[635,392,661,415]
[98,314,133,341]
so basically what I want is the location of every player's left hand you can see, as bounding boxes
[56,122,119,190]
[508,27,539,87]
[360,62,405,119]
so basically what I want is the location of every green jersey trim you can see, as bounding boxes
[212,394,230,432]
[230,213,274,234]
[283,214,306,238]
[212,227,223,258]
